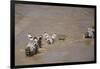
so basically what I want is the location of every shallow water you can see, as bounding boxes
[15,4,95,65]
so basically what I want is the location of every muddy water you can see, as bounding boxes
[15,4,95,65]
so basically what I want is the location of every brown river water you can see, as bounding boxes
[15,4,95,65]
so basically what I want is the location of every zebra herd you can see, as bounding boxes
[25,27,94,57]
[25,32,57,56]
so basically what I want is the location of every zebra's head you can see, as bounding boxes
[27,33,33,41]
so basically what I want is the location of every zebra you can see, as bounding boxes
[85,27,94,38]
[25,41,38,56]
[25,33,39,56]
[51,33,57,43]
[37,35,43,48]
[43,32,57,44]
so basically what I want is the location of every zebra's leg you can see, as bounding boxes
[34,45,38,54]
